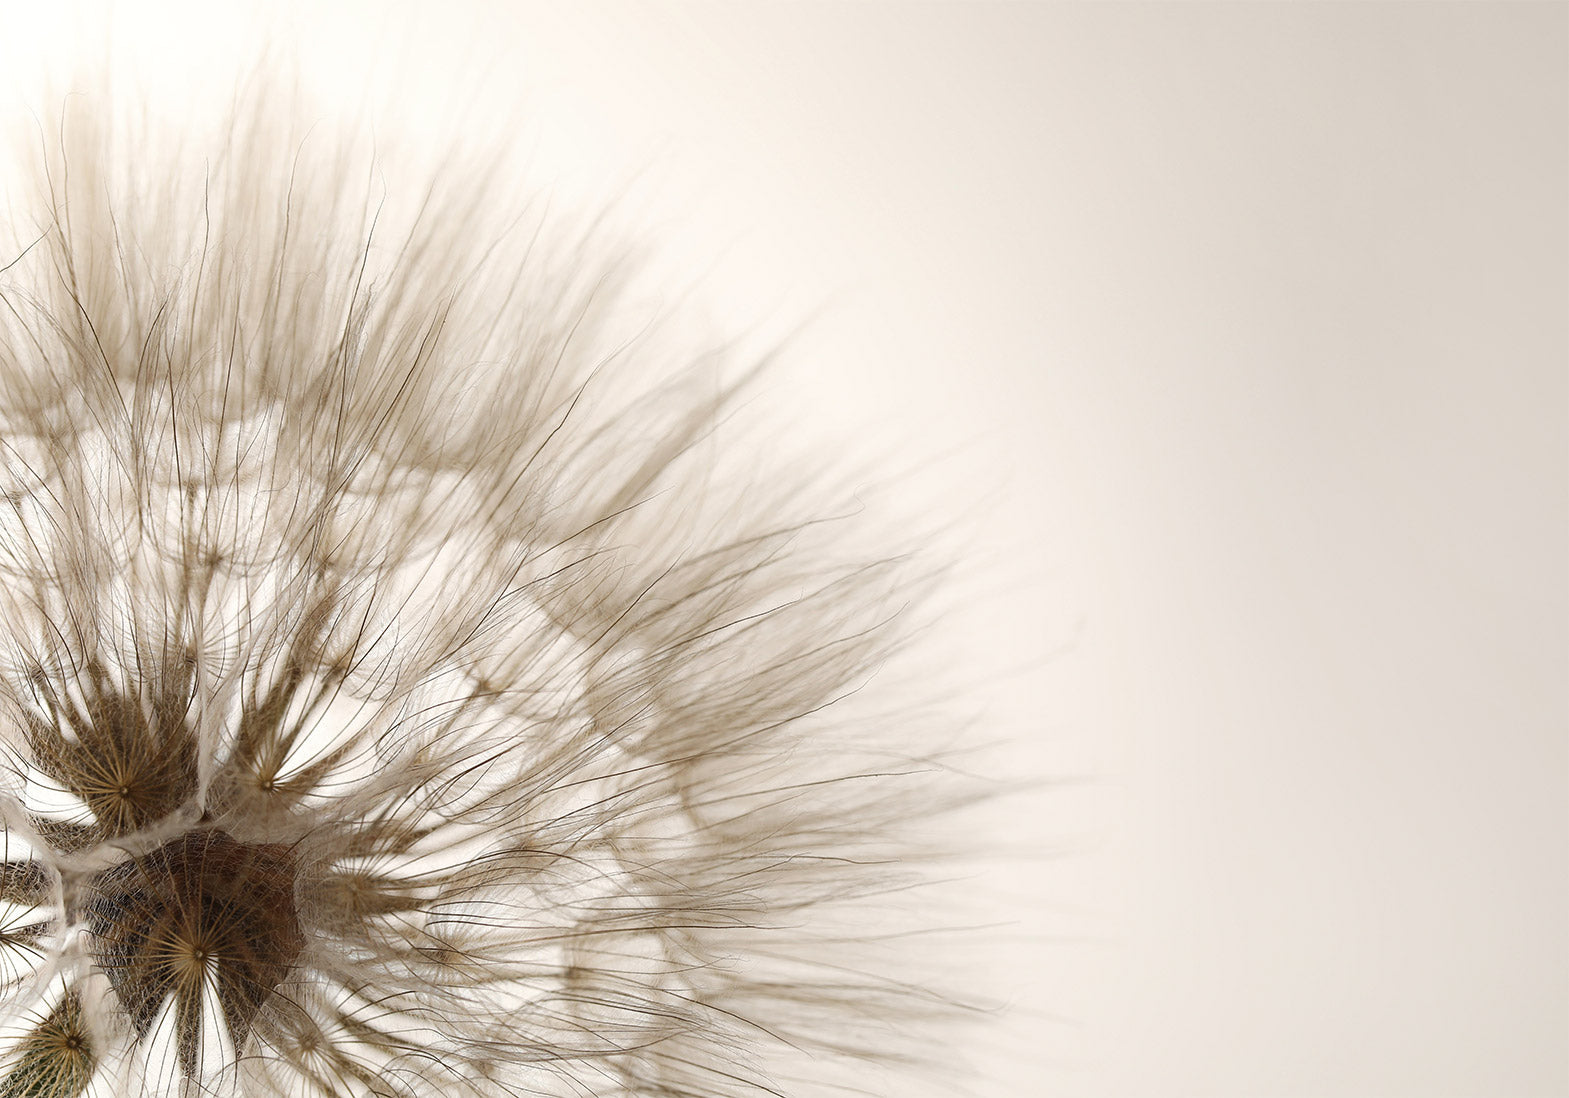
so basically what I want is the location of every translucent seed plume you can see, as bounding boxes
[0,90,976,1097]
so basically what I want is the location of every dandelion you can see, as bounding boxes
[0,89,976,1097]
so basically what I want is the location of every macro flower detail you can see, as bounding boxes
[0,96,968,1097]
[87,830,303,1068]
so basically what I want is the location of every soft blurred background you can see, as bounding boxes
[2,3,1564,1096]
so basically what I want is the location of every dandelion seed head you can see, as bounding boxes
[0,82,980,1098]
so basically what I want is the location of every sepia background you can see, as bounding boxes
[1,3,1564,1096]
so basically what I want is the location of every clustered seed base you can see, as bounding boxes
[87,830,302,1074]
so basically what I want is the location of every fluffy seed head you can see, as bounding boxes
[0,90,975,1097]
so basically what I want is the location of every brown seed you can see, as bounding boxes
[87,830,302,1074]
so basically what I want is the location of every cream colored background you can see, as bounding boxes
[1,3,1564,1096]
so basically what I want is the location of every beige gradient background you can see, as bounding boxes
[2,3,1565,1096]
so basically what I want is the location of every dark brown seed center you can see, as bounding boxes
[87,829,302,1070]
